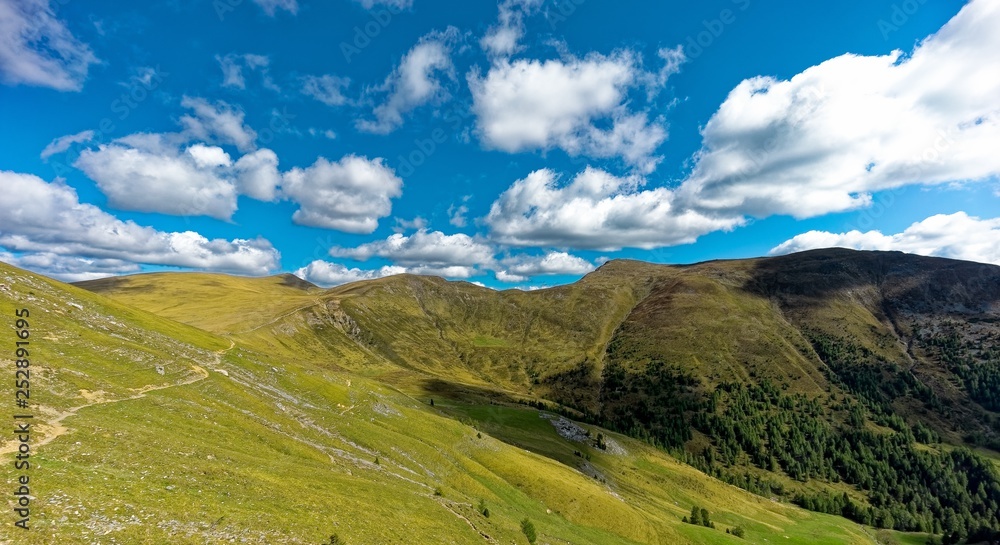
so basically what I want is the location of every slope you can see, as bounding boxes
[2,260,879,544]
[76,249,1000,539]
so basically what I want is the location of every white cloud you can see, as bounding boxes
[330,230,493,278]
[252,0,298,16]
[234,149,281,202]
[217,53,277,91]
[770,212,1000,266]
[301,74,350,106]
[645,46,687,93]
[308,128,338,140]
[179,96,258,152]
[281,155,403,233]
[187,143,233,169]
[468,51,668,172]
[217,55,246,88]
[75,143,240,219]
[680,0,1000,219]
[495,251,595,282]
[0,0,98,91]
[357,28,460,134]
[71,97,286,218]
[486,167,743,250]
[294,261,404,287]
[448,203,469,227]
[40,130,94,160]
[70,98,399,232]
[480,0,543,58]
[480,2,1000,251]
[354,0,412,9]
[316,228,602,283]
[393,217,428,232]
[0,251,140,283]
[0,171,281,278]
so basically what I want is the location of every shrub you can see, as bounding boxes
[521,518,537,544]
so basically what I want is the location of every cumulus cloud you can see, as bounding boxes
[480,2,1000,251]
[294,261,404,287]
[0,251,140,283]
[282,155,403,233]
[252,0,298,16]
[330,229,493,277]
[311,228,600,284]
[770,212,1000,266]
[357,28,460,134]
[72,98,402,230]
[234,149,281,202]
[486,167,743,250]
[468,51,670,173]
[495,251,595,282]
[0,0,98,91]
[301,74,351,106]
[680,0,1000,219]
[75,142,240,219]
[0,171,281,278]
[72,98,288,219]
[217,53,277,91]
[480,0,543,58]
[179,96,258,152]
[40,130,94,160]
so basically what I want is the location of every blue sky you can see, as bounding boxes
[1,0,998,288]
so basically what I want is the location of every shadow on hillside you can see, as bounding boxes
[74,275,154,292]
[740,248,1000,312]
[420,378,522,405]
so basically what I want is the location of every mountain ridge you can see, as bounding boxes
[0,257,885,544]
[68,248,1000,540]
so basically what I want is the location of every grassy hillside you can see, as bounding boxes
[75,272,321,335]
[0,260,885,544]
[74,249,1000,541]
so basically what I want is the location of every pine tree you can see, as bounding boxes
[689,505,702,526]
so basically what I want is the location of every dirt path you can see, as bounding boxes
[230,300,323,335]
[433,498,496,544]
[0,341,236,456]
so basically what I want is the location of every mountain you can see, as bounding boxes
[0,259,880,545]
[77,248,1000,542]
[7,248,999,543]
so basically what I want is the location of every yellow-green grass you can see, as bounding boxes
[442,401,876,545]
[2,261,880,544]
[75,272,321,335]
